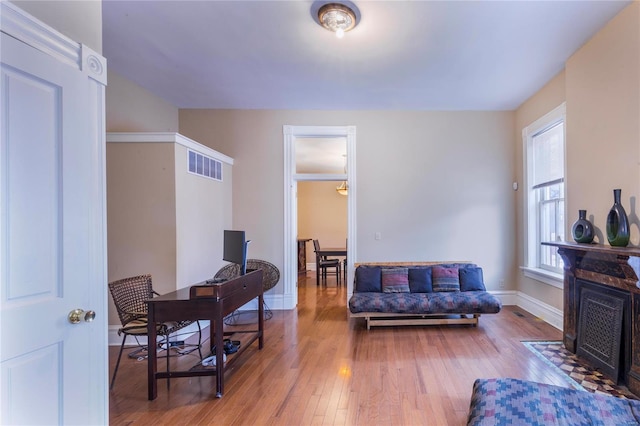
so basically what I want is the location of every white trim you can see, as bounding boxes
[1,4,109,422]
[295,173,346,181]
[522,102,567,271]
[516,291,564,330]
[490,290,562,330]
[490,290,518,306]
[283,125,356,309]
[521,266,564,289]
[81,44,107,86]
[1,2,81,69]
[106,132,234,165]
[108,320,209,346]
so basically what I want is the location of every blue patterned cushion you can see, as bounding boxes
[348,291,501,315]
[381,268,410,293]
[460,267,486,291]
[432,266,460,292]
[467,378,640,425]
[409,268,432,293]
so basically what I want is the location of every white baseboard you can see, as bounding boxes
[489,289,562,330]
[108,320,209,346]
[108,293,293,346]
[108,289,563,345]
[490,290,518,306]
[516,291,563,330]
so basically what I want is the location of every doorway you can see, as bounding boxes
[283,125,356,308]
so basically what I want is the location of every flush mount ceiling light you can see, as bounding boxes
[318,3,358,39]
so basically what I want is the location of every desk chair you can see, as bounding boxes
[108,274,202,389]
[313,239,341,286]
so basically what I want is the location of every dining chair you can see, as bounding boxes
[313,239,341,286]
[108,274,202,389]
[343,238,348,282]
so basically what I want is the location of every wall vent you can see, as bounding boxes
[188,149,222,181]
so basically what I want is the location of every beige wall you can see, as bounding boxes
[11,0,102,53]
[106,70,179,132]
[175,144,233,289]
[565,2,640,246]
[179,109,516,292]
[514,1,640,312]
[107,143,177,322]
[298,181,348,265]
[107,139,233,326]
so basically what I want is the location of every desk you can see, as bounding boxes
[146,270,264,400]
[297,238,311,275]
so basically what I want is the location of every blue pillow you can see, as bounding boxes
[459,267,486,291]
[355,266,382,292]
[408,268,432,293]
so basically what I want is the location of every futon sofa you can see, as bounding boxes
[348,262,502,329]
[467,378,640,425]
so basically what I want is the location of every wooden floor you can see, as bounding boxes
[109,273,564,425]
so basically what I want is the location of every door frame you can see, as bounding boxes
[1,2,108,423]
[283,125,356,308]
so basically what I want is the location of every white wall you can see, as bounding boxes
[179,109,516,294]
[175,144,233,289]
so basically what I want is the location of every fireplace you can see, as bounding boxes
[576,279,630,383]
[543,241,640,396]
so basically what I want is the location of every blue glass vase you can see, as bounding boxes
[606,189,630,247]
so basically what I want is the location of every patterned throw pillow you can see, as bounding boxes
[432,266,460,292]
[381,268,410,293]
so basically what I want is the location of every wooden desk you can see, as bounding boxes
[298,238,311,275]
[146,270,264,400]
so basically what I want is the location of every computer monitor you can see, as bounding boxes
[223,230,250,275]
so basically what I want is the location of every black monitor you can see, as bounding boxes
[223,230,250,275]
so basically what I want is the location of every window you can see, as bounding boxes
[523,103,566,278]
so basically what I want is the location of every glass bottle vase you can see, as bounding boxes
[571,209,594,243]
[606,188,630,247]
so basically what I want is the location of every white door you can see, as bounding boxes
[0,5,108,425]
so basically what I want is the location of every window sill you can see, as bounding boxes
[520,266,564,289]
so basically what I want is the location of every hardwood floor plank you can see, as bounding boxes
[109,274,564,425]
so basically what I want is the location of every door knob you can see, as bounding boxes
[68,309,96,324]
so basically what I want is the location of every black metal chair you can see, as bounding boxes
[313,239,341,286]
[108,274,202,389]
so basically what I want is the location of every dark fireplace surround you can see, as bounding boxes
[544,242,640,396]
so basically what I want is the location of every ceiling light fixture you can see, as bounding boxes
[318,3,358,39]
[336,181,348,196]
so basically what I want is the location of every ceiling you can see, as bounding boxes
[102,0,631,111]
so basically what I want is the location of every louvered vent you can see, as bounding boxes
[188,149,222,181]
